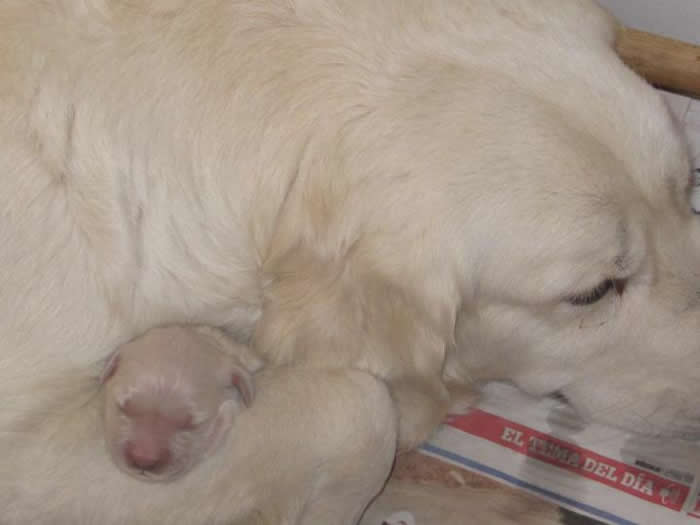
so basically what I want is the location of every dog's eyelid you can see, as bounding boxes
[567,277,627,306]
[567,279,614,306]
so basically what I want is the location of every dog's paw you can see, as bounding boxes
[389,378,449,453]
[446,383,480,416]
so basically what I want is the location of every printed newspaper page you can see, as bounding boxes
[419,383,700,525]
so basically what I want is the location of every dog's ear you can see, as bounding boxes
[100,350,120,384]
[255,241,451,449]
[257,240,452,367]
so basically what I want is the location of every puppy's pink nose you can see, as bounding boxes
[125,440,170,471]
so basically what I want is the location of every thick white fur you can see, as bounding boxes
[1,0,698,523]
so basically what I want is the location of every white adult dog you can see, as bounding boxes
[1,0,698,523]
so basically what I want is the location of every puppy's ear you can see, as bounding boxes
[100,350,120,384]
[230,365,255,407]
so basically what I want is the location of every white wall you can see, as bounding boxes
[597,0,700,45]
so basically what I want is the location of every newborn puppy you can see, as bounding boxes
[100,325,263,482]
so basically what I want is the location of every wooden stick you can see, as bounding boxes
[615,27,700,98]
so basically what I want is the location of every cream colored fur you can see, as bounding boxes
[0,0,697,523]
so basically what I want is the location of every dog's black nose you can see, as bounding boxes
[549,391,570,404]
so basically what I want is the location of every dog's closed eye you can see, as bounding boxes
[567,279,625,306]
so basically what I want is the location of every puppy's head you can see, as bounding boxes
[100,326,257,482]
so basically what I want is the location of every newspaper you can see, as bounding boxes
[411,383,700,525]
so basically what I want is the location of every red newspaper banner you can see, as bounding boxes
[446,410,690,512]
